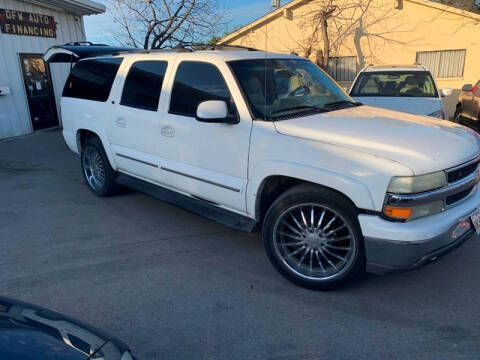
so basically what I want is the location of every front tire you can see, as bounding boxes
[262,184,365,290]
[80,137,119,197]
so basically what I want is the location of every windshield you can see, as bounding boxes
[350,71,438,98]
[228,59,355,121]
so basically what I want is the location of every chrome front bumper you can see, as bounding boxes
[360,186,480,273]
[364,218,476,273]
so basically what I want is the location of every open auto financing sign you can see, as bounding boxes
[0,9,56,38]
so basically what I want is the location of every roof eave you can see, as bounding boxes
[407,0,480,21]
[24,0,106,16]
[219,0,480,45]
[219,0,310,44]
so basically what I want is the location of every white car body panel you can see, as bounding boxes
[352,96,445,118]
[106,56,168,183]
[61,97,117,168]
[156,54,253,212]
[274,105,479,175]
[246,121,413,213]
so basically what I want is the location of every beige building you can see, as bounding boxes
[219,0,480,117]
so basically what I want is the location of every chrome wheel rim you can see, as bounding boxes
[82,147,105,191]
[272,203,357,281]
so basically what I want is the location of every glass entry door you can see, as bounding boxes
[19,54,58,130]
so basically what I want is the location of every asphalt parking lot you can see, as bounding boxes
[1,130,480,359]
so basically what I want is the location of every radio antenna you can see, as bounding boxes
[264,21,268,121]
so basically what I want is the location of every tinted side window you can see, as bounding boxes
[63,58,123,102]
[170,61,233,117]
[121,61,168,111]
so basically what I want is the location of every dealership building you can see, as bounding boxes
[0,0,105,140]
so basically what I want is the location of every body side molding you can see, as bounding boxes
[115,174,257,232]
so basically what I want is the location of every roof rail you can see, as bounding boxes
[95,44,259,56]
[189,44,259,51]
[64,41,109,46]
[113,47,193,56]
[45,43,260,63]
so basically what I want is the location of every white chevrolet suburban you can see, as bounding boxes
[45,44,480,290]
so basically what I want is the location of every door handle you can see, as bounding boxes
[116,118,126,128]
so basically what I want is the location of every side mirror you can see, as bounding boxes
[196,100,238,124]
[440,88,453,97]
[462,84,473,92]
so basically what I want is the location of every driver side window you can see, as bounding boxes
[169,61,236,118]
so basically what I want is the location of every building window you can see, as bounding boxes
[327,56,358,82]
[415,50,466,78]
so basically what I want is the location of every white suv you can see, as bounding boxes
[45,45,480,290]
[350,64,452,119]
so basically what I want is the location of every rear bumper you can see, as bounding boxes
[359,186,480,272]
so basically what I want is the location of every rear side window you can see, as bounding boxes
[63,58,123,102]
[121,61,168,111]
[169,61,232,117]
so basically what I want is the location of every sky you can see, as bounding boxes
[84,0,278,45]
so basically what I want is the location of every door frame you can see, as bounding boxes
[18,53,59,131]
[156,57,253,213]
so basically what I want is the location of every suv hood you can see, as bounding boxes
[274,106,479,174]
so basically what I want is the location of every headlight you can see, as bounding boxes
[384,201,444,221]
[428,109,446,119]
[384,171,448,221]
[387,171,447,194]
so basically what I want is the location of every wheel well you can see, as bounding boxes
[76,129,99,152]
[255,176,358,225]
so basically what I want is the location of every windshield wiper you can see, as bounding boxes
[269,105,329,116]
[323,100,363,109]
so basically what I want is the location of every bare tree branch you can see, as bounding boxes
[295,0,428,70]
[106,0,225,49]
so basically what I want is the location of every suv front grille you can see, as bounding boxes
[447,159,479,183]
[446,186,474,206]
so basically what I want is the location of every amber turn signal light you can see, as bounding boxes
[384,206,413,220]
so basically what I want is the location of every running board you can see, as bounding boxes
[116,174,257,232]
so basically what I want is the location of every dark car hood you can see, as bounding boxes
[0,297,132,360]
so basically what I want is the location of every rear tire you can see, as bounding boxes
[262,184,366,290]
[80,137,119,197]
